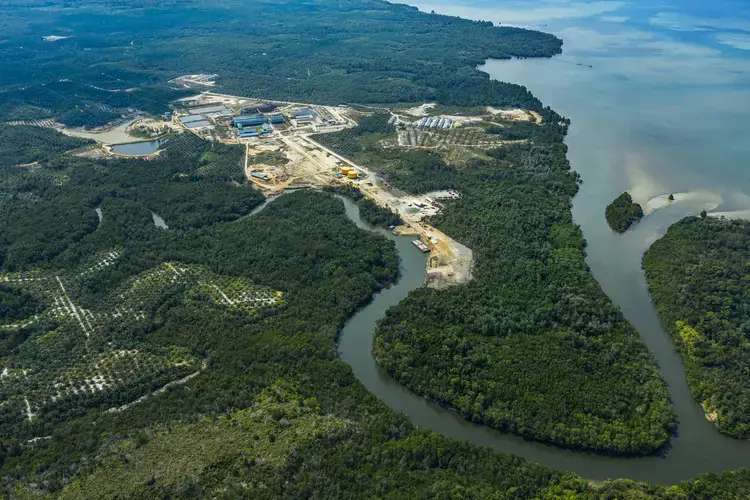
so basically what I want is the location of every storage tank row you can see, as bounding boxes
[340,167,358,179]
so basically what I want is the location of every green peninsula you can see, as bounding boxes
[644,216,750,438]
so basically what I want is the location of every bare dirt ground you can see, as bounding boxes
[402,103,436,117]
[486,107,541,123]
[304,135,474,288]
[243,136,342,193]
[127,117,181,137]
[176,91,523,288]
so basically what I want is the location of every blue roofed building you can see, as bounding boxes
[232,114,266,127]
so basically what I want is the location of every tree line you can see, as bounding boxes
[644,216,750,438]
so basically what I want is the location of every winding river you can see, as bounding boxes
[335,0,750,482]
[338,173,750,485]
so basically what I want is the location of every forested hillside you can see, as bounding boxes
[644,216,750,438]
[0,0,560,127]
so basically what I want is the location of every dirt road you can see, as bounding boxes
[304,135,473,288]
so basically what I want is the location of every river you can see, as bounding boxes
[337,191,750,485]
[338,0,750,485]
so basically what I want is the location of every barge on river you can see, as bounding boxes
[411,240,430,253]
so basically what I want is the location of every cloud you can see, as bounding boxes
[715,33,750,51]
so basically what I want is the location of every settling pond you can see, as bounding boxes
[111,139,164,156]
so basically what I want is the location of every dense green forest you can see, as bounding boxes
[346,119,675,455]
[0,0,560,127]
[3,0,750,495]
[0,127,264,271]
[644,216,750,439]
[314,111,673,454]
[0,125,747,499]
[0,125,93,165]
[606,192,644,233]
[321,111,674,454]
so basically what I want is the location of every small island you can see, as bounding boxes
[605,191,644,233]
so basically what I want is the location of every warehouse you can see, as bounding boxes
[295,115,314,125]
[186,120,212,128]
[232,115,266,127]
[294,107,317,118]
[188,104,227,114]
[269,113,285,124]
[293,107,316,124]
[179,114,207,123]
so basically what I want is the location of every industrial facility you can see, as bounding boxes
[250,171,270,181]
[178,114,213,129]
[293,107,317,125]
[402,116,452,130]
[340,166,358,179]
[232,114,267,128]
[230,114,283,138]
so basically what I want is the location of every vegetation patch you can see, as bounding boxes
[644,216,750,438]
[371,127,674,454]
[313,115,458,193]
[3,0,750,496]
[605,191,644,233]
[318,102,673,455]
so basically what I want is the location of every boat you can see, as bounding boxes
[411,240,430,253]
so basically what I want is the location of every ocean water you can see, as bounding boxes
[397,0,750,212]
